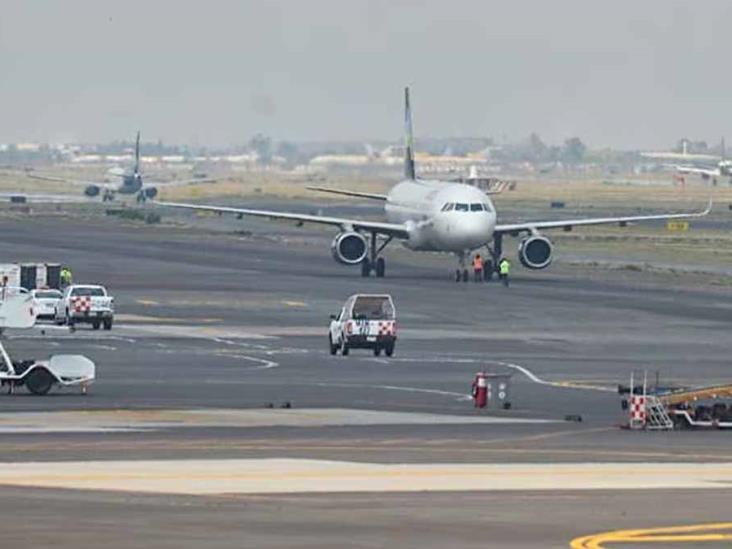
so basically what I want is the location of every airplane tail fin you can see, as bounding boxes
[403,87,416,180]
[134,131,141,174]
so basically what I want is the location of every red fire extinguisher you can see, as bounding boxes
[472,371,488,408]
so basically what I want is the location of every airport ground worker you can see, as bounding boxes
[60,266,73,288]
[472,253,484,282]
[499,257,511,287]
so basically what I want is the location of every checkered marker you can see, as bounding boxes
[630,395,647,427]
[72,296,91,313]
[378,321,395,336]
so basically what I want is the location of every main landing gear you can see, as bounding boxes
[361,232,392,278]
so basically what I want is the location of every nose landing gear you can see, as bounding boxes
[455,233,504,283]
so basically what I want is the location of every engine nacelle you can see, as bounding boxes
[143,186,158,199]
[518,235,553,270]
[331,232,368,265]
[84,184,101,198]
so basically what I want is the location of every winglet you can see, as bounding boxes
[404,87,416,180]
[702,196,714,215]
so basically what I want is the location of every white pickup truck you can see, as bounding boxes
[55,284,114,330]
[329,294,397,357]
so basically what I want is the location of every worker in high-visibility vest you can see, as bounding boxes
[472,253,484,282]
[498,257,511,287]
[60,266,73,288]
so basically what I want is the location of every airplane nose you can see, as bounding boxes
[440,212,495,249]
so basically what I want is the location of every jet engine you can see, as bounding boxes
[143,187,158,199]
[331,231,368,265]
[84,184,101,198]
[518,234,553,270]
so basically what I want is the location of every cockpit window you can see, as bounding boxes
[484,203,494,212]
[455,203,469,212]
[441,203,454,212]
[470,203,484,211]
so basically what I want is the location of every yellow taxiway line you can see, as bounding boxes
[571,522,732,548]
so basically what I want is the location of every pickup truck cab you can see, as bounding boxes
[329,294,396,356]
[55,284,114,330]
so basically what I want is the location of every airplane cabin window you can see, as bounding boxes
[455,203,469,212]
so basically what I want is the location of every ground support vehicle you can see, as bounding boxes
[56,284,114,330]
[329,294,397,357]
[0,290,95,395]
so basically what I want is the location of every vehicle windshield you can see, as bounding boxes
[34,290,62,299]
[71,287,105,297]
[352,296,394,320]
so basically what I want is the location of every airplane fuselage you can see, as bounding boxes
[384,179,496,252]
[118,173,143,194]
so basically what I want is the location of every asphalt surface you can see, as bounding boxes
[0,208,729,548]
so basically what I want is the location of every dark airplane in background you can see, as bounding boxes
[28,131,217,202]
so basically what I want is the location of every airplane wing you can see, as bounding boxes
[26,173,115,189]
[155,200,411,238]
[674,165,718,177]
[145,176,222,187]
[494,199,712,235]
[306,186,388,201]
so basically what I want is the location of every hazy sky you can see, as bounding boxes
[2,0,731,148]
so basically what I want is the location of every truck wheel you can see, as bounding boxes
[373,346,382,356]
[329,335,338,355]
[93,321,101,330]
[103,318,113,331]
[385,344,394,357]
[25,368,54,396]
[341,338,350,356]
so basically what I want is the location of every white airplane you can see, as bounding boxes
[156,88,711,281]
[674,139,732,184]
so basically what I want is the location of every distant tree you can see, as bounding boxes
[562,137,586,163]
[249,133,272,164]
[276,141,298,162]
[527,133,549,161]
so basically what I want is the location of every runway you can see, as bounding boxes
[0,211,729,548]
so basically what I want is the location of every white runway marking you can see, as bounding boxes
[2,459,731,495]
[0,408,556,435]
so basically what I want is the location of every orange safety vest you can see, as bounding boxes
[472,256,483,270]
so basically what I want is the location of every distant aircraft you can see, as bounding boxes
[27,132,218,202]
[642,139,732,184]
[674,139,732,184]
[156,88,711,281]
